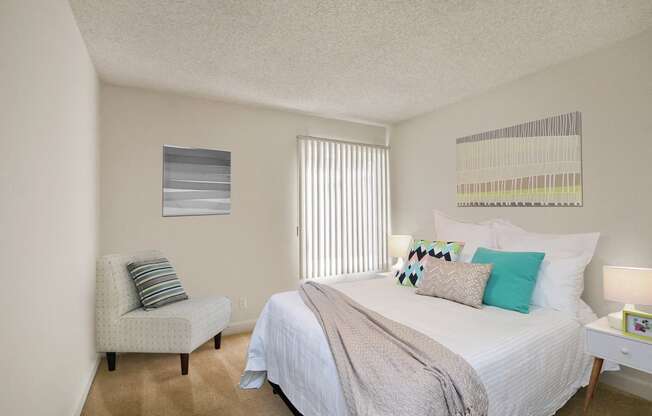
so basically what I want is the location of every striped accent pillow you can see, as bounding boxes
[126,258,188,310]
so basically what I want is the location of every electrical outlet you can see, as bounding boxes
[239,297,248,310]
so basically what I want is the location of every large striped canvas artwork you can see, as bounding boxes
[163,145,231,216]
[456,112,582,207]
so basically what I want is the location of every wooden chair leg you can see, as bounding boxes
[180,353,189,375]
[214,332,222,350]
[106,352,116,371]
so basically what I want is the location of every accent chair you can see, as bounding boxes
[96,250,231,375]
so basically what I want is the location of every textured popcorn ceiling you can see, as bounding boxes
[70,1,652,124]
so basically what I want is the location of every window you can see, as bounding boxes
[298,136,390,279]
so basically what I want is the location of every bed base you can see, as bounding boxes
[268,381,304,416]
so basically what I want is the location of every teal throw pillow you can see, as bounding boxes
[471,247,545,313]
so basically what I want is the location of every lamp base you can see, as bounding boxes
[607,304,637,330]
[391,257,405,275]
[607,311,623,330]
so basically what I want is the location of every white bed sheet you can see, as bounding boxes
[241,277,600,416]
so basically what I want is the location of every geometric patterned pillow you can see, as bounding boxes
[415,256,493,308]
[395,240,465,287]
[126,258,189,310]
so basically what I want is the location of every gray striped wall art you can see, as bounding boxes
[163,145,231,216]
[456,112,582,207]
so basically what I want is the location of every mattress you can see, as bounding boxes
[241,276,600,416]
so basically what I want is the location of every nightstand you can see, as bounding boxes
[584,317,652,412]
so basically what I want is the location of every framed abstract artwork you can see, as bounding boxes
[162,145,231,216]
[456,112,582,207]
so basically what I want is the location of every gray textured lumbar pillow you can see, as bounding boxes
[415,256,493,308]
[126,258,188,310]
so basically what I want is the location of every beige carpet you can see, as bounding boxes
[82,333,651,416]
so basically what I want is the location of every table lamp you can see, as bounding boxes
[389,235,412,273]
[603,265,652,330]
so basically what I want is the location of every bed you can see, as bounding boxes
[241,276,600,416]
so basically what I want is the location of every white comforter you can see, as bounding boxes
[241,277,600,416]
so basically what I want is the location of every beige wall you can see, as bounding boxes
[0,1,99,415]
[99,84,386,326]
[390,29,652,397]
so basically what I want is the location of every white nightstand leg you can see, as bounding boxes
[583,357,604,413]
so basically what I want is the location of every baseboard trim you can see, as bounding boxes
[74,354,101,416]
[601,370,652,401]
[223,319,257,336]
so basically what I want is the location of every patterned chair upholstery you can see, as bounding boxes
[96,250,231,375]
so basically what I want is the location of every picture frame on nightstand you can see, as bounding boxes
[623,309,652,341]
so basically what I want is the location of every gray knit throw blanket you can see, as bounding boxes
[299,281,489,416]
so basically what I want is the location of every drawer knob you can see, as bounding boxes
[621,347,630,355]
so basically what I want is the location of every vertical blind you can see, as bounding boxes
[298,136,390,279]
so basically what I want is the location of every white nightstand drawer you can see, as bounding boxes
[587,330,652,373]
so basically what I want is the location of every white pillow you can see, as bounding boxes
[433,210,521,262]
[433,210,495,262]
[488,218,525,234]
[496,230,600,316]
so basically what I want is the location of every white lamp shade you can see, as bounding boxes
[388,235,412,258]
[603,266,652,306]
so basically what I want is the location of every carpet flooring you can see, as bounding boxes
[82,333,651,416]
